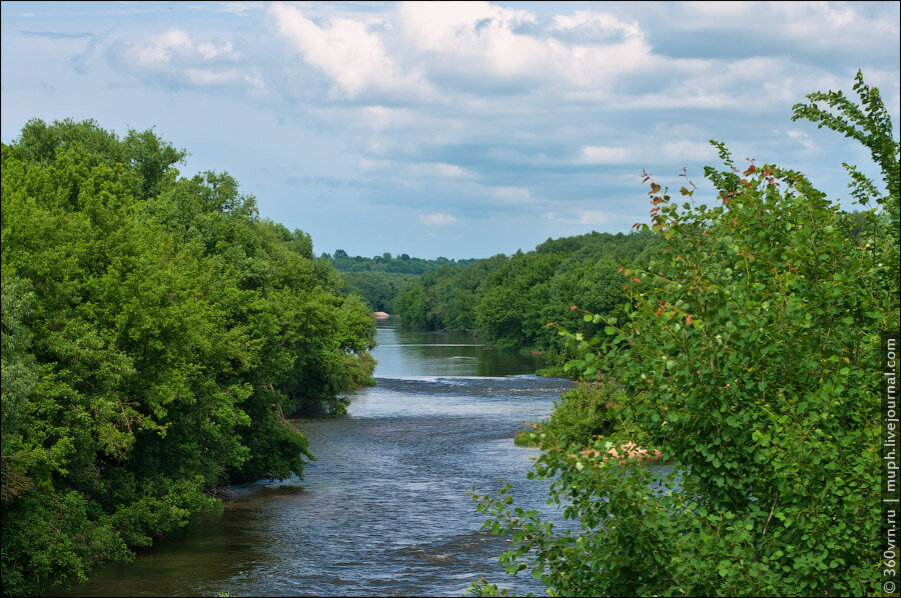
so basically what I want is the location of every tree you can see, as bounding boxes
[1,119,376,594]
[472,73,898,597]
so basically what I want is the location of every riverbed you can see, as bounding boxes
[64,317,573,596]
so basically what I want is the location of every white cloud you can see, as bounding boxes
[551,10,642,40]
[183,67,242,86]
[580,145,638,164]
[395,1,546,85]
[262,1,899,119]
[394,2,657,93]
[576,210,609,226]
[359,158,475,179]
[7,0,894,260]
[114,28,259,89]
[679,1,899,56]
[788,129,816,151]
[358,158,390,171]
[266,1,662,100]
[268,2,432,100]
[126,29,237,68]
[362,106,416,131]
[218,3,264,17]
[420,212,457,226]
[543,209,611,226]
[432,162,474,179]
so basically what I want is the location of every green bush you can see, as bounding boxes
[472,72,898,597]
[515,382,629,448]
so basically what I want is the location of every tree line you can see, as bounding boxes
[1,119,376,594]
[327,233,662,370]
[391,231,660,369]
[328,252,478,314]
[327,249,478,275]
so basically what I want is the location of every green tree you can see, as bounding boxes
[473,73,898,597]
[1,119,376,594]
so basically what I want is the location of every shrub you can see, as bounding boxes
[472,71,899,597]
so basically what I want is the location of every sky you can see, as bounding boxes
[2,1,899,259]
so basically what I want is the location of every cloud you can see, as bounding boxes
[542,209,613,226]
[787,129,816,152]
[218,3,264,17]
[420,212,457,226]
[580,140,714,166]
[660,140,716,162]
[19,30,94,40]
[266,1,666,101]
[580,145,638,164]
[361,105,417,130]
[551,10,641,37]
[110,28,262,89]
[433,162,474,178]
[127,29,237,67]
[268,2,433,100]
[359,158,476,180]
[576,210,610,226]
[4,0,895,260]
[96,1,897,123]
[394,2,660,95]
[680,1,899,56]
[394,1,546,90]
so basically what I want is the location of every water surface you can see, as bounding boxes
[64,316,572,596]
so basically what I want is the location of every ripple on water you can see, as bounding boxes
[62,327,574,596]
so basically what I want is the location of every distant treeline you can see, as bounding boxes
[326,250,478,275]
[1,119,376,594]
[327,252,478,312]
[381,231,661,366]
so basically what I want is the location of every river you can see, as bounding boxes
[64,317,573,596]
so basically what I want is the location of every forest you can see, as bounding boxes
[328,252,477,314]
[392,231,659,366]
[1,119,376,594]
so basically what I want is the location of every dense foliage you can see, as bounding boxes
[473,72,899,596]
[328,250,478,275]
[0,119,376,595]
[514,381,628,448]
[337,270,417,312]
[394,232,659,363]
[328,252,478,313]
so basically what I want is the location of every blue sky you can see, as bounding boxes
[2,1,899,259]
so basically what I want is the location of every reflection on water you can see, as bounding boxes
[63,317,572,597]
[370,317,547,378]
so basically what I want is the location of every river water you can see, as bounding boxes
[64,317,573,596]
